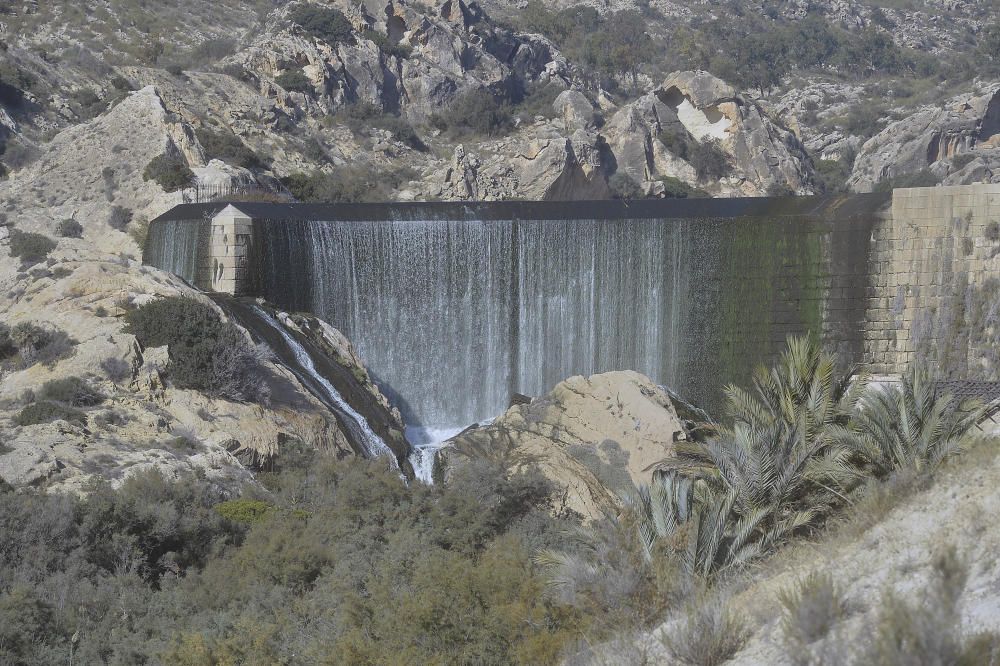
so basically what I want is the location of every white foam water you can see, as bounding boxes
[251,305,397,465]
[406,426,464,484]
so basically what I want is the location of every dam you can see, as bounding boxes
[144,184,1000,435]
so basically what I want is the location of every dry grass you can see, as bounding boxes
[778,570,850,650]
[661,594,750,666]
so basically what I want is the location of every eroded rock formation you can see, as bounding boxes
[440,371,698,520]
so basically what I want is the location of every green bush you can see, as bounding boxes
[215,499,274,524]
[14,401,86,426]
[429,89,513,138]
[363,29,412,59]
[5,323,76,368]
[143,154,194,192]
[195,127,265,169]
[0,324,15,360]
[275,69,313,94]
[874,169,939,192]
[687,139,730,181]
[289,4,354,45]
[659,175,708,199]
[609,171,644,199]
[8,229,56,264]
[38,376,104,407]
[124,297,268,403]
[56,218,83,238]
[108,205,132,231]
[0,452,580,664]
[282,164,417,203]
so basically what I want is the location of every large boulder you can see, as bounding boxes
[848,85,1000,192]
[440,371,693,520]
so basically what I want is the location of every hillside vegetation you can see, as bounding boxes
[1,337,995,664]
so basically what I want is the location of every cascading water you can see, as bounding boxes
[248,304,398,465]
[142,218,207,284]
[148,198,884,447]
[254,216,721,433]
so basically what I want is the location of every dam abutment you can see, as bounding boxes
[145,184,1000,429]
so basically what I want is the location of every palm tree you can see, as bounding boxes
[654,336,863,558]
[853,368,984,477]
[621,470,734,578]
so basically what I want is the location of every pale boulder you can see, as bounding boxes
[441,371,689,521]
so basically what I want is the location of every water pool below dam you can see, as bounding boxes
[146,194,909,433]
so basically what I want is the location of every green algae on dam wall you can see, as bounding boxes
[146,194,891,427]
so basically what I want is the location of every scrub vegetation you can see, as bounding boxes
[0,336,990,663]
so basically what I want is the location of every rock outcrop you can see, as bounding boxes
[440,371,693,520]
[848,86,1000,192]
[0,88,407,493]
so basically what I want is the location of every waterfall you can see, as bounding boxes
[259,216,718,432]
[248,304,398,465]
[142,218,206,284]
[148,199,885,437]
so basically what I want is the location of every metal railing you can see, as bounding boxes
[181,182,296,204]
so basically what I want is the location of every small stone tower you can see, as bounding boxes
[205,204,253,295]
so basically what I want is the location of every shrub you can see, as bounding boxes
[9,322,51,356]
[779,571,848,648]
[662,595,750,666]
[985,221,1000,242]
[874,169,939,192]
[275,69,313,94]
[687,139,730,181]
[124,297,269,403]
[363,29,412,59]
[289,4,354,45]
[101,356,132,383]
[215,499,274,524]
[143,154,194,192]
[609,171,644,199]
[195,127,264,169]
[8,230,56,264]
[93,409,128,428]
[0,323,16,360]
[379,115,425,151]
[282,165,399,203]
[38,376,104,407]
[659,128,692,160]
[429,89,513,138]
[1,322,75,368]
[852,546,984,664]
[14,401,86,426]
[659,175,708,199]
[56,218,83,238]
[128,216,150,248]
[110,75,135,92]
[0,140,37,171]
[108,205,133,231]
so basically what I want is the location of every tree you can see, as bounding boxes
[852,368,983,477]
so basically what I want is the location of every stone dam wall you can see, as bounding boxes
[145,184,1000,427]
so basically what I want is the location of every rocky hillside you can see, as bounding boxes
[0,86,406,492]
[2,0,996,204]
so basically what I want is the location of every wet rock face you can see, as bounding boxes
[440,371,693,521]
[848,86,1000,192]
